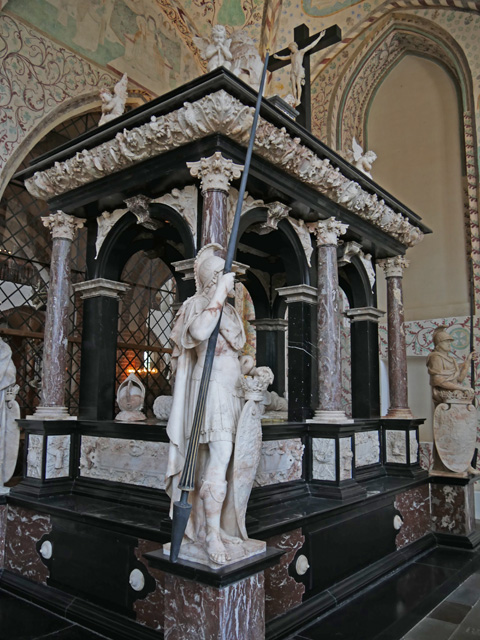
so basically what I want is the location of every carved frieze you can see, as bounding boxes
[312,438,335,481]
[355,431,380,467]
[385,430,407,464]
[26,434,43,478]
[79,436,169,489]
[45,435,71,479]
[253,439,304,487]
[25,91,424,248]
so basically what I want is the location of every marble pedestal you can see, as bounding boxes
[431,474,480,549]
[145,548,283,640]
[382,418,427,478]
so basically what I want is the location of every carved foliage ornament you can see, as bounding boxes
[187,152,244,193]
[42,210,84,241]
[308,216,348,246]
[378,255,410,278]
[25,91,424,247]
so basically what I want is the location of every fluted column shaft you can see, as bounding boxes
[33,211,84,419]
[378,256,413,419]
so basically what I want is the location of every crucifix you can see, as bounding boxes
[268,24,342,130]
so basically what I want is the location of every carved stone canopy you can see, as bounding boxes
[308,217,348,247]
[187,152,244,193]
[23,85,426,249]
[378,255,409,278]
[42,211,84,241]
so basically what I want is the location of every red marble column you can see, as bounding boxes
[378,256,413,419]
[33,211,84,420]
[308,217,352,423]
[187,152,243,252]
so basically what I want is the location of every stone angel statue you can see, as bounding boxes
[345,137,377,179]
[194,25,233,73]
[230,30,264,90]
[98,73,128,126]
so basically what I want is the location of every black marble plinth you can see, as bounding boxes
[145,547,284,588]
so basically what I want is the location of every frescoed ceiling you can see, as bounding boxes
[1,0,390,97]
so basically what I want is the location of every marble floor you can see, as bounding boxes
[1,545,480,639]
[290,545,480,640]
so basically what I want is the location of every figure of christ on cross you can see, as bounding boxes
[268,24,341,130]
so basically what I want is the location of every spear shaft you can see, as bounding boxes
[170,55,270,563]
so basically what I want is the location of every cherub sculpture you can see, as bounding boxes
[345,137,377,179]
[98,73,128,126]
[194,25,232,73]
[273,31,325,106]
[230,30,264,90]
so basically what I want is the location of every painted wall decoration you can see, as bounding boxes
[5,0,200,95]
[0,13,114,196]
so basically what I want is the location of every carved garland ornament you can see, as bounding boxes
[25,91,423,247]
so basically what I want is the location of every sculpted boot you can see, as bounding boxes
[200,480,230,564]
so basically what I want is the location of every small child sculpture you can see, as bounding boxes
[194,25,233,73]
[98,73,128,126]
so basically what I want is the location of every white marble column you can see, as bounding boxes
[187,152,243,251]
[377,256,413,419]
[33,211,84,420]
[308,217,352,424]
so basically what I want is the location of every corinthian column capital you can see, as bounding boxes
[308,217,348,246]
[187,152,244,193]
[42,211,84,241]
[378,255,410,278]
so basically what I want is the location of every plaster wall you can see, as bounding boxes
[369,55,468,322]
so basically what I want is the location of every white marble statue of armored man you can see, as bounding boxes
[165,244,266,566]
[0,338,20,492]
[427,326,479,474]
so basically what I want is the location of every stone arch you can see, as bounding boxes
[329,13,479,309]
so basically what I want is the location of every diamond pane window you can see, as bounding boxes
[116,252,176,418]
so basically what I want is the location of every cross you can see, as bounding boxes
[268,24,341,130]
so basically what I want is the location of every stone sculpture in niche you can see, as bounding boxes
[0,338,20,492]
[98,73,128,126]
[115,373,146,422]
[165,244,267,566]
[426,326,478,474]
[273,30,325,106]
[194,25,232,73]
[345,138,377,179]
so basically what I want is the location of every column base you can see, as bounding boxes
[307,410,354,424]
[383,408,413,419]
[28,406,77,421]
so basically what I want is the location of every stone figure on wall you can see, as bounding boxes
[165,244,266,566]
[426,326,478,474]
[273,30,325,106]
[0,338,20,491]
[345,137,377,179]
[194,25,233,73]
[98,73,128,126]
[230,30,264,90]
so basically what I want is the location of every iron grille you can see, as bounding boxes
[117,251,176,418]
